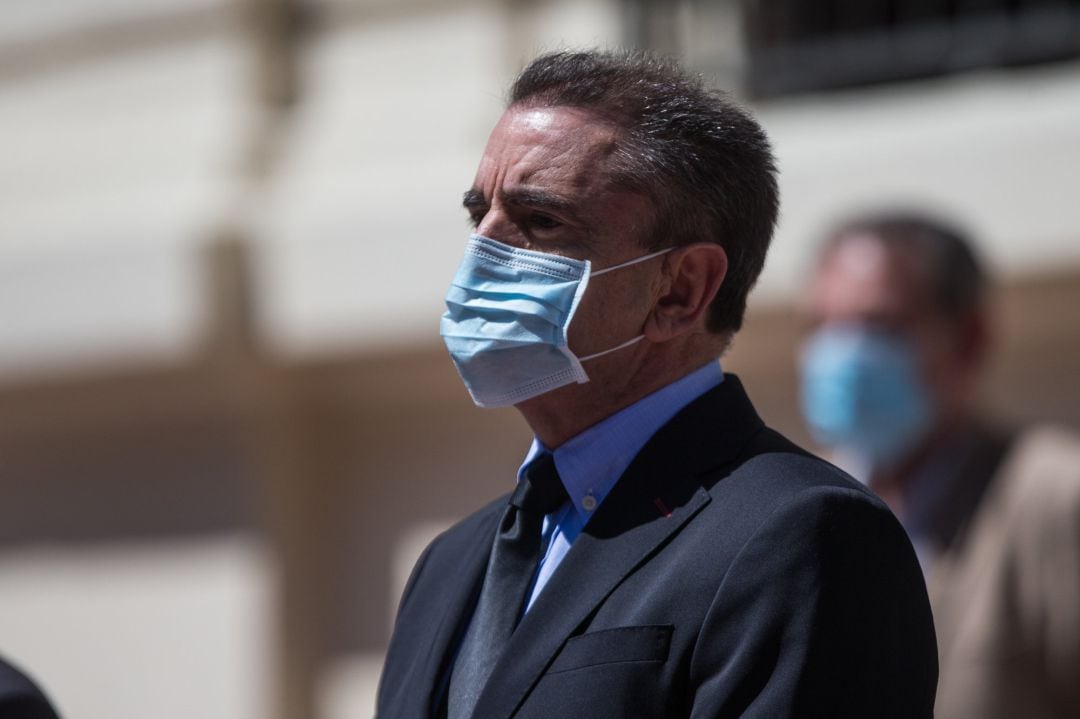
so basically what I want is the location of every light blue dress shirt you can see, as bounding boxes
[519,360,724,611]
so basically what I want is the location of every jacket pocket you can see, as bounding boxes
[547,624,673,675]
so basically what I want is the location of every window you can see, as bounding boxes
[627,0,1080,97]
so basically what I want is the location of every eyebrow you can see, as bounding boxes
[504,187,575,214]
[462,188,486,210]
[461,186,578,218]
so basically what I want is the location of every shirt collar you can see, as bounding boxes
[519,361,724,519]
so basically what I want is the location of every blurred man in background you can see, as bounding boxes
[800,212,1080,718]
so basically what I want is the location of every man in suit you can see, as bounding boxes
[0,656,60,719]
[799,212,1080,718]
[377,50,937,719]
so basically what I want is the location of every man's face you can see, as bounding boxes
[804,234,929,335]
[802,233,976,422]
[463,104,661,360]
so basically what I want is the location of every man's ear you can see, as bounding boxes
[644,243,728,342]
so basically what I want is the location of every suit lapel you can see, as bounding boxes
[469,375,765,719]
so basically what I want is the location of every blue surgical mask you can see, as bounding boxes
[440,235,671,408]
[799,325,932,467]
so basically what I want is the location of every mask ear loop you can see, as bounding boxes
[577,248,674,363]
[572,246,674,366]
[578,334,645,362]
[590,246,674,276]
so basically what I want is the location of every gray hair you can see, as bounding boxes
[509,50,779,336]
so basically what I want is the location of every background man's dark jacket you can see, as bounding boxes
[0,657,60,719]
[377,376,938,718]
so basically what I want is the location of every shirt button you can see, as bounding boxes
[582,494,598,512]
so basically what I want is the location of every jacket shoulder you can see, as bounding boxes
[1004,425,1080,497]
[0,659,60,719]
[988,424,1080,545]
[714,424,881,511]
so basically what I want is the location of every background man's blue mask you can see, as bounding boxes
[799,325,932,467]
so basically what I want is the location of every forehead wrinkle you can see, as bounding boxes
[514,113,621,176]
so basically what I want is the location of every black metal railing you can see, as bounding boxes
[742,0,1080,96]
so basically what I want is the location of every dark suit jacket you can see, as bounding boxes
[0,657,60,719]
[377,376,937,718]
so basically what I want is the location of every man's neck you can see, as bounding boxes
[517,349,717,448]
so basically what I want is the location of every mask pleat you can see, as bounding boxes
[440,235,661,408]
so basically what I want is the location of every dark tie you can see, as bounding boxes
[447,453,568,719]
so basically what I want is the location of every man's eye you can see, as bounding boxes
[529,213,561,230]
[467,210,486,228]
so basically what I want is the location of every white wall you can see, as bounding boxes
[0,30,244,376]
[0,536,275,719]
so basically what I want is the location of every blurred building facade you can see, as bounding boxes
[1,1,1079,717]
